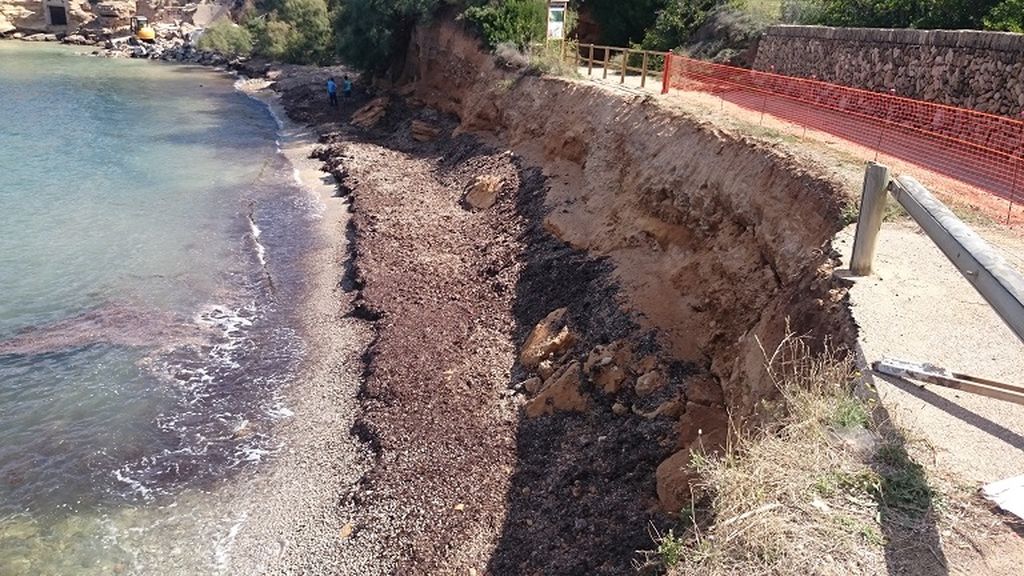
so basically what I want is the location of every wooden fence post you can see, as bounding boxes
[641,51,649,88]
[603,47,610,80]
[850,162,892,276]
[661,52,672,95]
[587,44,594,76]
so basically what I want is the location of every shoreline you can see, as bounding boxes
[203,80,379,573]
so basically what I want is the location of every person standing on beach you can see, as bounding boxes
[326,77,338,108]
[342,76,353,99]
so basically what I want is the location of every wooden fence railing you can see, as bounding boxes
[574,43,670,91]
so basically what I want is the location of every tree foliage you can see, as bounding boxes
[197,20,254,56]
[985,0,1024,32]
[461,0,547,48]
[584,0,666,46]
[246,0,333,64]
[228,0,1024,71]
[640,0,718,50]
[332,0,451,72]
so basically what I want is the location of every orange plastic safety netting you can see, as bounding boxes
[664,54,1024,218]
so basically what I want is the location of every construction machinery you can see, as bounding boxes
[130,15,155,42]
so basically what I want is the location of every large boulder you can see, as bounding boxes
[677,402,730,453]
[0,15,15,36]
[410,119,440,142]
[352,97,389,129]
[655,450,701,513]
[463,174,503,211]
[524,362,589,418]
[635,369,668,397]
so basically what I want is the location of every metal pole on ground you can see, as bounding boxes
[890,175,1024,343]
[850,162,892,276]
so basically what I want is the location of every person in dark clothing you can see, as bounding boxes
[327,77,338,107]
[342,75,353,99]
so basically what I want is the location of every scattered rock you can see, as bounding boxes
[520,377,543,394]
[634,355,658,375]
[454,503,466,512]
[411,119,441,142]
[352,97,389,128]
[645,397,684,419]
[584,341,633,394]
[655,450,700,513]
[520,308,576,371]
[593,364,627,394]
[525,362,588,418]
[464,174,503,211]
[611,402,629,416]
[536,359,558,381]
[635,370,668,397]
[832,426,879,455]
[62,34,92,45]
[339,522,354,539]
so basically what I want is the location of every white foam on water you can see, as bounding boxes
[246,213,268,268]
[267,403,294,419]
[113,467,154,500]
[213,511,248,572]
[234,77,327,220]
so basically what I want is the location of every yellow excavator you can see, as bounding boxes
[130,15,156,42]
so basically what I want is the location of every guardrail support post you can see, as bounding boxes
[850,162,892,276]
[603,48,610,80]
[587,44,594,76]
[661,53,672,95]
[620,50,627,84]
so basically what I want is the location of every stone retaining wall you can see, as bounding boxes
[754,25,1024,117]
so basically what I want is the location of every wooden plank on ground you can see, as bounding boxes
[872,359,1024,406]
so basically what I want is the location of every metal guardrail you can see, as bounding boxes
[852,163,1024,344]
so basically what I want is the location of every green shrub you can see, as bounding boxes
[985,0,1024,32]
[197,20,254,56]
[461,0,547,49]
[247,0,333,64]
[641,0,718,51]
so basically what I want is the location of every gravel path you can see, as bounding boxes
[836,222,1024,487]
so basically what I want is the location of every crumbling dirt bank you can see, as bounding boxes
[280,21,855,575]
[403,21,855,421]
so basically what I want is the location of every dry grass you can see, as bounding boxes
[639,334,956,575]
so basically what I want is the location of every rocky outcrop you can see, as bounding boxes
[351,97,389,129]
[0,0,224,38]
[755,25,1024,117]
[0,0,131,35]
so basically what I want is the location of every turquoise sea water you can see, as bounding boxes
[0,42,317,573]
